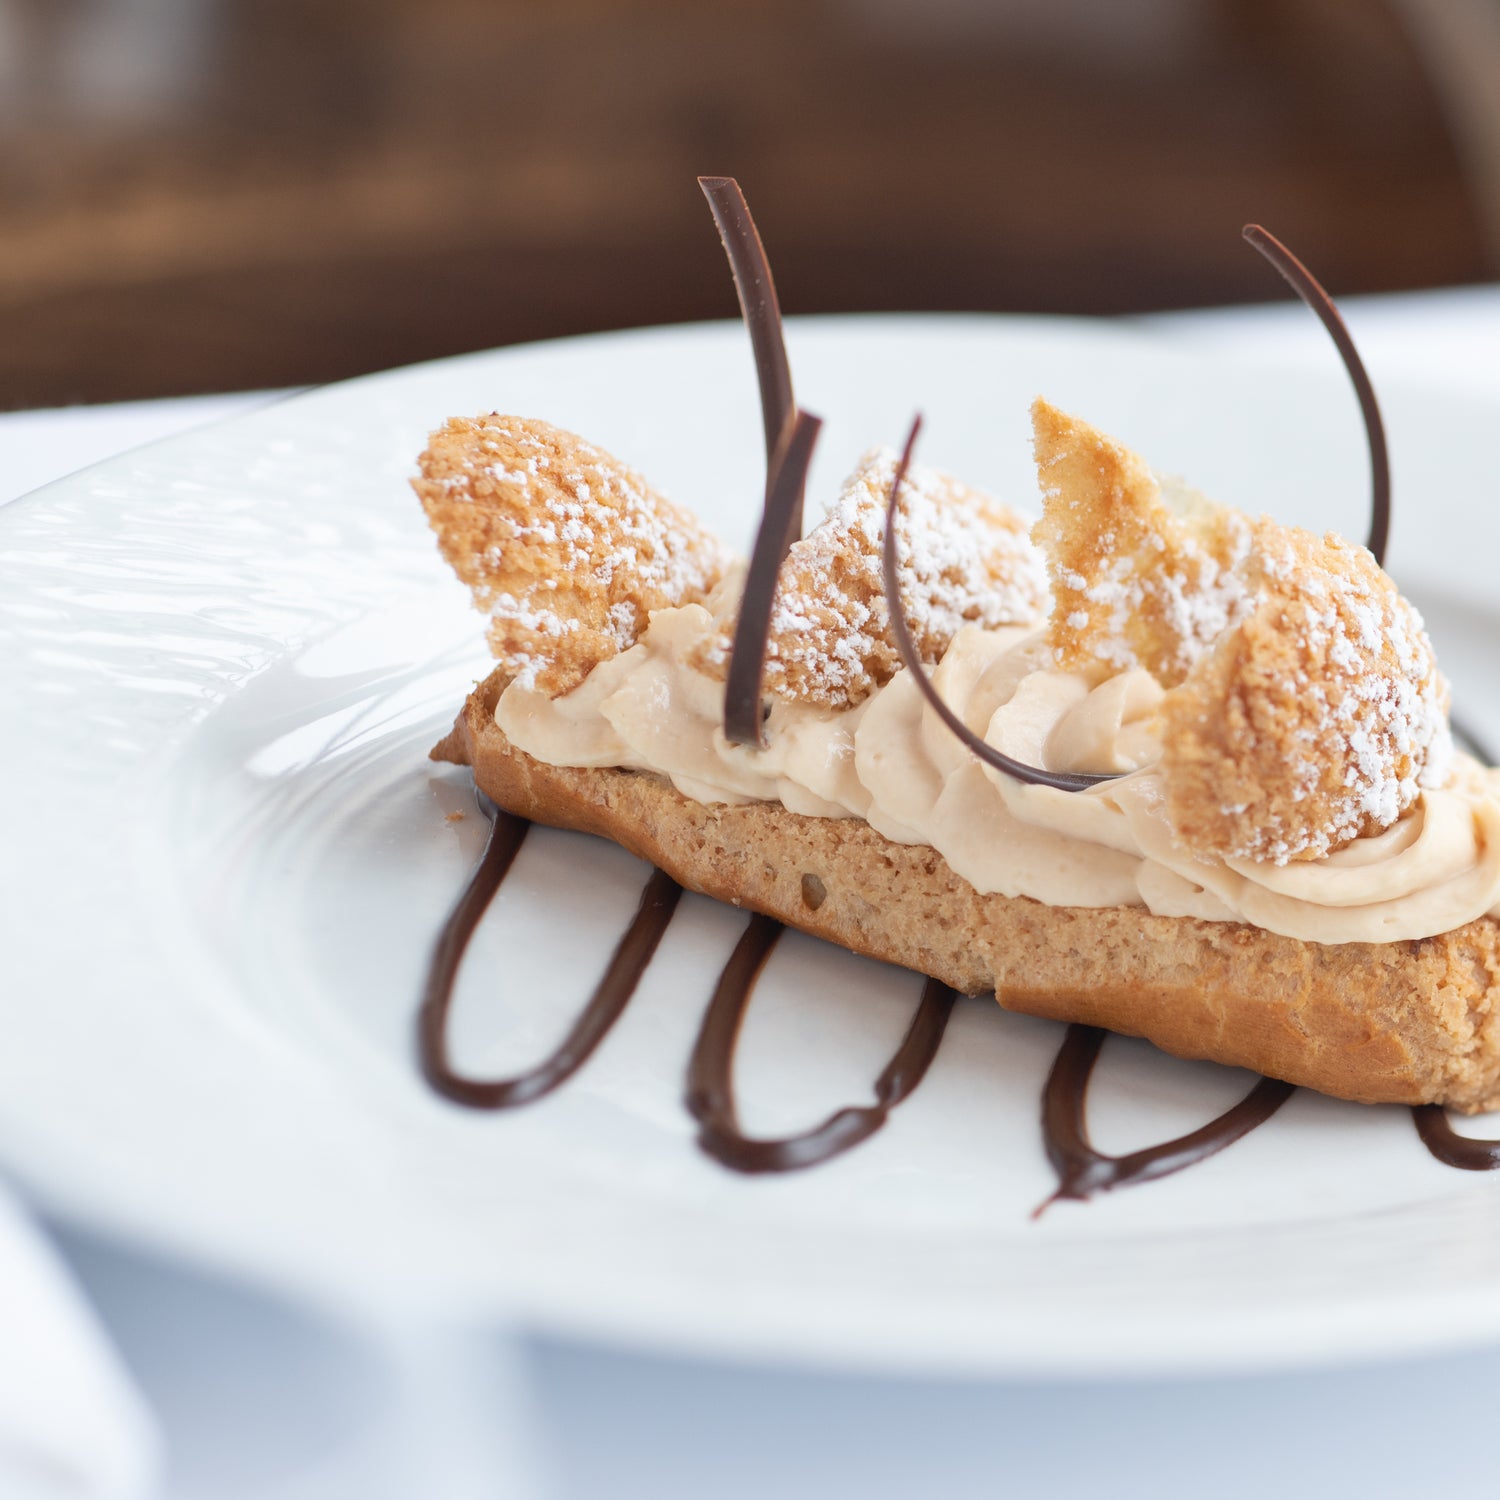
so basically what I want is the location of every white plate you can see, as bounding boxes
[6,315,1500,1378]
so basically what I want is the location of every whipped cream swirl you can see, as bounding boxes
[494,606,1500,945]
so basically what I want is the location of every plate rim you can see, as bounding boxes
[8,310,1500,1378]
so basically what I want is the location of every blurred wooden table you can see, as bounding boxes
[0,0,1489,408]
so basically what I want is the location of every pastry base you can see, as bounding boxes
[433,667,1500,1113]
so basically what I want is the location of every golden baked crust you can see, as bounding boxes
[434,667,1500,1114]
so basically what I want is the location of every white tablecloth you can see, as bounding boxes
[11,285,1500,1498]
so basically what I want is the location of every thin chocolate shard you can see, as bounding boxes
[882,415,1121,792]
[701,174,804,748]
[699,176,796,477]
[1242,224,1390,568]
[723,409,823,746]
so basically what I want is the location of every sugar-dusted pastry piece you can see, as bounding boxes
[414,415,729,695]
[1159,524,1450,862]
[1031,397,1253,687]
[1029,400,1450,863]
[699,447,1048,708]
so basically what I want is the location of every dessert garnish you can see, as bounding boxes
[699,177,795,478]
[418,414,728,696]
[702,175,1059,775]
[700,174,808,749]
[878,223,1398,801]
[414,176,1500,1205]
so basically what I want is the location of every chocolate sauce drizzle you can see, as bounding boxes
[1413,1107,1500,1171]
[686,915,958,1173]
[1243,224,1390,567]
[1036,1026,1295,1211]
[422,801,960,1174]
[419,806,681,1108]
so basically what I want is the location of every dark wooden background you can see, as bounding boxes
[0,0,1492,408]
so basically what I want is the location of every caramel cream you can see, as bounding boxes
[495,608,1500,946]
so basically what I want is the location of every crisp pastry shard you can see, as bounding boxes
[1032,397,1253,688]
[414,414,729,695]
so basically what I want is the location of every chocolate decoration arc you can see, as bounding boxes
[1242,224,1390,568]
[699,176,796,472]
[881,415,1122,793]
[686,914,958,1173]
[723,409,822,747]
[703,175,813,748]
[1037,1025,1295,1210]
[1413,1105,1500,1170]
[419,807,681,1108]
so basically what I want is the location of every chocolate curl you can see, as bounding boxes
[701,175,805,747]
[723,409,823,747]
[882,415,1121,793]
[1242,224,1390,568]
[699,176,796,482]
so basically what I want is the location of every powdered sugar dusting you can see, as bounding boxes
[703,447,1048,707]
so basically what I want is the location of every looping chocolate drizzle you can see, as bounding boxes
[419,804,681,1109]
[1036,1026,1295,1213]
[687,915,958,1173]
[420,797,1494,1194]
[1412,1106,1500,1171]
[422,800,958,1175]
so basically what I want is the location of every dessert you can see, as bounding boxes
[414,179,1500,1201]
